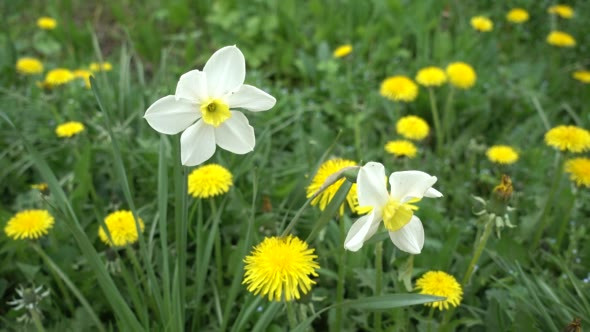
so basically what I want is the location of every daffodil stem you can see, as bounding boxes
[335,215,346,331]
[286,301,297,329]
[532,153,564,250]
[428,88,443,154]
[555,188,576,251]
[375,241,383,332]
[462,218,493,286]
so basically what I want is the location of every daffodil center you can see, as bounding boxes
[200,98,231,127]
[382,197,419,232]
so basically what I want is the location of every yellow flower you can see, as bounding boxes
[415,271,463,311]
[44,68,75,87]
[90,62,113,72]
[470,16,493,32]
[565,158,590,187]
[98,210,145,247]
[333,44,353,58]
[16,58,43,75]
[4,210,54,240]
[306,158,362,215]
[545,125,590,153]
[243,235,319,301]
[385,140,417,158]
[506,8,529,23]
[55,121,85,138]
[396,115,430,141]
[187,164,233,198]
[546,31,576,47]
[31,183,48,191]
[486,145,519,165]
[416,66,447,87]
[73,69,92,88]
[548,5,574,19]
[37,17,57,30]
[572,70,590,84]
[380,76,418,102]
[446,62,476,89]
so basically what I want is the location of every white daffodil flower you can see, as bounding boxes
[144,45,276,166]
[344,162,442,254]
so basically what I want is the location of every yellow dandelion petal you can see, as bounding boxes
[90,62,112,72]
[306,158,360,215]
[55,121,85,138]
[546,31,576,48]
[73,69,92,88]
[486,145,519,165]
[385,140,417,159]
[415,271,463,311]
[187,164,233,198]
[506,8,529,23]
[548,5,574,19]
[545,125,590,153]
[396,115,430,141]
[37,17,57,30]
[565,158,590,188]
[380,76,418,102]
[470,16,493,32]
[16,58,44,75]
[572,70,590,84]
[44,68,75,87]
[416,66,447,87]
[31,183,48,191]
[243,235,319,302]
[333,44,353,58]
[4,210,54,240]
[446,62,476,89]
[98,210,145,247]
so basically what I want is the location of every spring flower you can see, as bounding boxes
[546,31,576,47]
[565,158,590,188]
[144,45,277,166]
[8,285,50,324]
[548,5,574,19]
[243,235,319,301]
[415,271,462,311]
[380,76,418,102]
[545,125,590,153]
[16,58,43,75]
[446,62,476,89]
[486,145,519,165]
[187,164,233,198]
[43,68,74,87]
[415,66,447,87]
[333,44,353,58]
[90,62,112,72]
[470,16,493,32]
[506,8,529,23]
[396,115,430,141]
[37,17,57,30]
[55,121,85,138]
[572,70,590,84]
[4,210,54,240]
[98,210,145,247]
[30,183,48,191]
[344,162,442,254]
[385,140,417,158]
[73,69,92,88]
[306,158,362,215]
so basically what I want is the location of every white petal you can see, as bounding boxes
[180,120,216,166]
[344,211,381,252]
[389,171,440,203]
[203,45,245,97]
[389,216,424,254]
[175,70,208,102]
[214,111,255,154]
[144,96,199,135]
[424,187,443,198]
[226,84,276,112]
[357,162,389,208]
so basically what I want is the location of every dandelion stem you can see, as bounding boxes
[427,306,435,332]
[462,218,494,286]
[30,308,46,332]
[555,187,576,251]
[428,88,443,154]
[375,241,383,332]
[532,152,564,249]
[334,214,346,331]
[442,86,455,143]
[286,301,297,329]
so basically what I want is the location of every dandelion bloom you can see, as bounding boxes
[572,70,590,84]
[506,8,529,24]
[385,140,417,158]
[415,66,447,87]
[187,164,233,198]
[446,62,476,89]
[73,69,92,88]
[333,44,353,58]
[4,210,54,240]
[43,68,74,87]
[144,46,276,166]
[470,16,493,32]
[548,5,574,19]
[380,76,418,102]
[30,183,48,191]
[306,158,362,215]
[55,121,85,138]
[37,17,57,30]
[545,125,590,153]
[396,115,430,141]
[89,62,112,72]
[486,145,519,165]
[344,162,442,254]
[243,235,319,301]
[16,58,43,75]
[98,210,145,247]
[415,271,462,311]
[565,158,590,188]
[546,31,576,47]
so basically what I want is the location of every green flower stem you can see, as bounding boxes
[30,308,46,332]
[462,218,494,286]
[335,214,346,331]
[428,88,443,154]
[427,306,435,332]
[442,86,455,143]
[375,241,383,332]
[211,199,224,290]
[555,188,576,251]
[532,153,564,249]
[286,301,297,329]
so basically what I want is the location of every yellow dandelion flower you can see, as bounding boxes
[396,115,430,141]
[16,58,43,75]
[44,68,75,87]
[31,183,48,191]
[243,235,319,301]
[333,44,353,58]
[37,17,57,30]
[90,62,112,72]
[445,62,476,89]
[385,140,417,158]
[187,164,233,198]
[545,125,590,153]
[380,76,418,102]
[470,16,493,32]
[415,271,463,311]
[55,121,85,138]
[486,145,519,165]
[548,5,574,19]
[73,69,92,88]
[506,8,529,24]
[416,66,447,87]
[98,210,145,247]
[572,70,590,84]
[546,31,576,48]
[4,210,54,240]
[565,158,590,188]
[306,158,361,215]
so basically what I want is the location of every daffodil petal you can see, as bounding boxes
[175,69,208,102]
[389,171,439,202]
[214,111,254,154]
[226,84,276,112]
[358,162,389,208]
[389,215,424,254]
[144,95,199,135]
[424,187,443,198]
[344,211,381,252]
[180,120,216,166]
[203,45,245,97]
